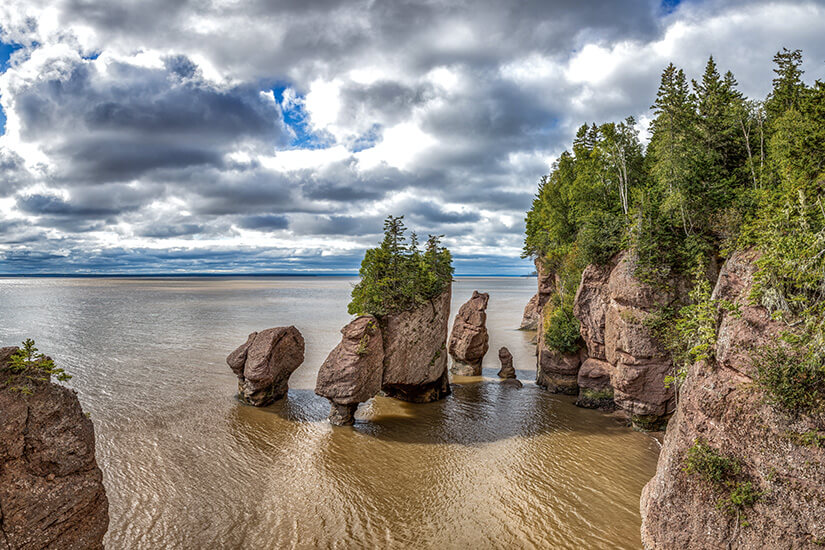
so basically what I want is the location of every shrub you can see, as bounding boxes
[719,481,762,515]
[349,216,453,317]
[1,339,71,395]
[543,302,581,354]
[683,439,741,484]
[754,334,825,415]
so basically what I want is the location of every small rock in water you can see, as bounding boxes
[328,402,359,426]
[226,326,305,406]
[497,346,516,379]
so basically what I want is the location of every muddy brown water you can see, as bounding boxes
[0,277,660,549]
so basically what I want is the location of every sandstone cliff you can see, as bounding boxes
[640,249,825,549]
[0,347,109,550]
[571,252,677,429]
[520,258,556,330]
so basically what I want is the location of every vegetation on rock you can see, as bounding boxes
[349,216,453,317]
[1,339,71,395]
[524,49,825,418]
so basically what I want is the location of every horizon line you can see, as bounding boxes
[0,272,537,278]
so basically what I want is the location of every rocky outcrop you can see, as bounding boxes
[227,326,305,406]
[575,358,614,409]
[520,258,557,330]
[641,249,824,549]
[606,254,677,428]
[570,253,677,428]
[519,294,542,330]
[448,291,490,376]
[0,347,109,549]
[535,303,583,395]
[381,287,452,403]
[497,347,515,379]
[315,316,384,425]
[573,261,614,361]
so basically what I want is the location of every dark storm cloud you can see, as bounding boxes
[9,54,285,183]
[236,214,289,231]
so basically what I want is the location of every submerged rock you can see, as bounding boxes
[497,346,516,379]
[641,249,823,549]
[448,291,490,376]
[315,316,384,425]
[0,347,109,549]
[381,287,452,403]
[227,326,305,406]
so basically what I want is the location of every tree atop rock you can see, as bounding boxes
[348,216,453,317]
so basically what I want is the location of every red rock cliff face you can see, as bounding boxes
[520,258,557,330]
[0,348,109,550]
[381,286,452,403]
[640,249,825,549]
[572,253,677,428]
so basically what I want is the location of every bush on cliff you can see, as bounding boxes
[1,339,72,395]
[348,216,453,317]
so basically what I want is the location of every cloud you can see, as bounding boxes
[1,0,824,273]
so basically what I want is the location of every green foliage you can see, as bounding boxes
[543,300,581,354]
[349,216,453,317]
[754,332,825,415]
[684,439,762,516]
[578,210,625,266]
[647,259,739,390]
[684,439,741,484]
[785,430,825,448]
[2,339,72,395]
[719,481,762,515]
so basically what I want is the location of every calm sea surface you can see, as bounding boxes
[0,277,659,549]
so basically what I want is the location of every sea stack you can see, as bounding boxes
[0,346,109,549]
[226,326,305,406]
[448,291,490,376]
[315,316,384,425]
[381,286,452,402]
[497,346,515,378]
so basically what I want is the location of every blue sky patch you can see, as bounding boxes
[660,0,682,15]
[0,41,23,135]
[271,85,329,149]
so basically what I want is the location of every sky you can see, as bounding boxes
[0,1,824,275]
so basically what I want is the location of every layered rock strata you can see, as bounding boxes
[0,347,109,549]
[227,326,305,406]
[448,291,490,376]
[641,249,824,549]
[315,316,384,425]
